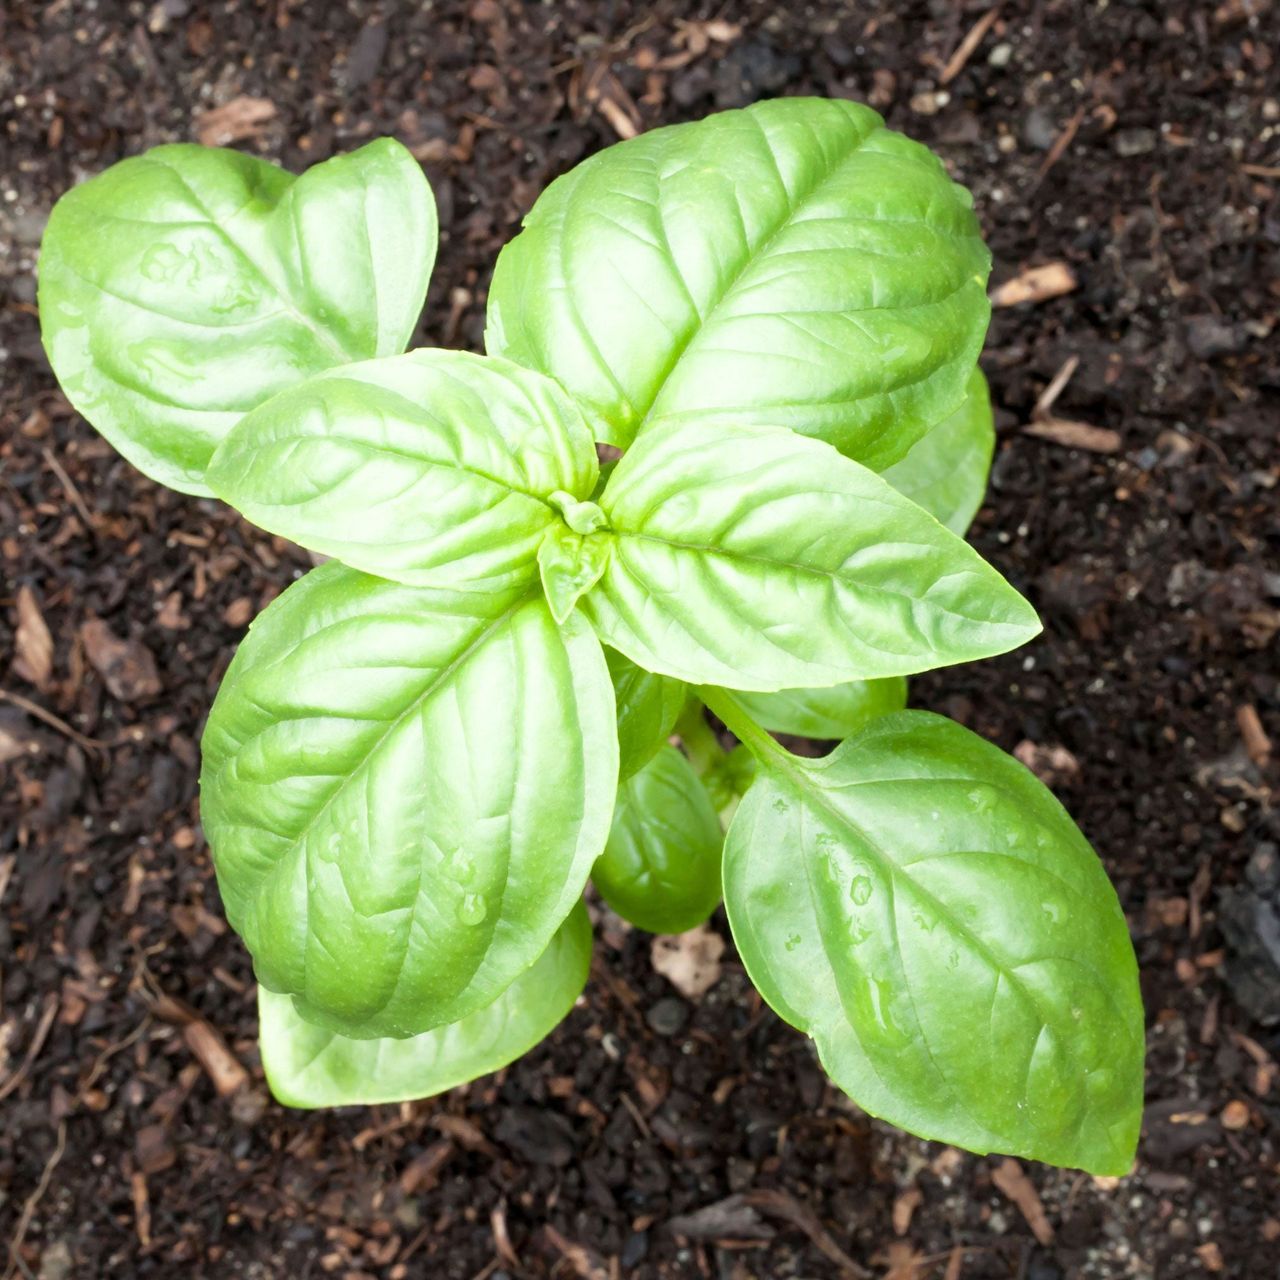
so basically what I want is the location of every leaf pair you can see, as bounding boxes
[206,356,1040,693]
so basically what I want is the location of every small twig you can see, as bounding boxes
[3,1122,68,1280]
[0,688,110,753]
[41,446,97,533]
[1035,107,1085,183]
[742,1189,871,1279]
[1034,355,1080,420]
[0,995,60,1104]
[939,6,1001,85]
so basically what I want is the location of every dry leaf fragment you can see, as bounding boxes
[651,924,724,998]
[13,586,55,690]
[1023,419,1122,454]
[80,618,162,703]
[990,261,1078,307]
[990,1158,1054,1245]
[195,96,277,147]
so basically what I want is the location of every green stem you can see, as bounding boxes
[675,699,727,777]
[698,687,793,771]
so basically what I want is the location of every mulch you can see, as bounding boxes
[1,1,1278,1277]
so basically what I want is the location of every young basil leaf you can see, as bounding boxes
[606,649,686,781]
[259,902,592,1108]
[538,501,612,623]
[734,677,908,742]
[881,368,995,536]
[593,747,723,935]
[586,419,1041,691]
[200,560,617,1040]
[486,97,990,464]
[720,708,1143,1176]
[39,139,435,495]
[207,351,598,590]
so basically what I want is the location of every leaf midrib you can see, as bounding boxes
[636,109,882,431]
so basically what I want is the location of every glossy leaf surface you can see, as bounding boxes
[260,903,591,1108]
[882,367,995,535]
[39,139,435,494]
[593,747,723,934]
[722,709,1143,1175]
[487,97,990,463]
[208,350,597,590]
[736,677,908,742]
[586,419,1041,691]
[607,649,685,781]
[200,561,616,1039]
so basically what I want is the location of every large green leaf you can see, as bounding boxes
[207,351,597,591]
[735,677,908,742]
[260,902,592,1108]
[486,97,990,464]
[606,649,685,781]
[39,139,435,495]
[585,418,1040,691]
[200,561,617,1039]
[592,746,723,934]
[882,367,995,536]
[718,706,1143,1175]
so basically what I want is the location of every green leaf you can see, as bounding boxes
[606,649,685,781]
[208,350,598,590]
[585,418,1041,691]
[39,139,435,495]
[259,902,592,1108]
[882,368,995,536]
[200,560,617,1039]
[486,97,990,462]
[735,677,907,742]
[593,747,723,934]
[719,707,1143,1175]
[538,499,612,623]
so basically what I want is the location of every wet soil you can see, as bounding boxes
[1,2,1278,1277]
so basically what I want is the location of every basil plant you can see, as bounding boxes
[39,99,1143,1174]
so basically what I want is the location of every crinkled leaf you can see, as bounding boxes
[487,97,990,463]
[200,561,617,1039]
[607,648,685,781]
[882,368,995,536]
[538,524,612,624]
[260,902,592,1108]
[735,677,907,741]
[39,139,435,495]
[586,418,1040,691]
[593,746,723,934]
[721,709,1143,1175]
[208,351,597,590]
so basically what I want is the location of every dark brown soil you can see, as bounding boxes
[2,2,1278,1278]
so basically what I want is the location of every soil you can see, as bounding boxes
[2,1,1279,1278]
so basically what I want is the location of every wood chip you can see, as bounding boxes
[182,1019,249,1096]
[195,95,277,146]
[491,1200,522,1272]
[1236,704,1272,765]
[990,1157,1054,1246]
[543,1224,610,1280]
[939,7,1000,85]
[130,1170,152,1247]
[651,924,724,998]
[1220,1100,1250,1130]
[398,1139,453,1194]
[1023,419,1122,453]
[892,1186,923,1236]
[1195,1242,1225,1272]
[944,1245,964,1280]
[990,261,1078,307]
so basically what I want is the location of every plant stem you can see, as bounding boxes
[698,687,793,771]
[675,699,727,777]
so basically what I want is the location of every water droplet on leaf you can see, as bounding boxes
[849,875,873,906]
